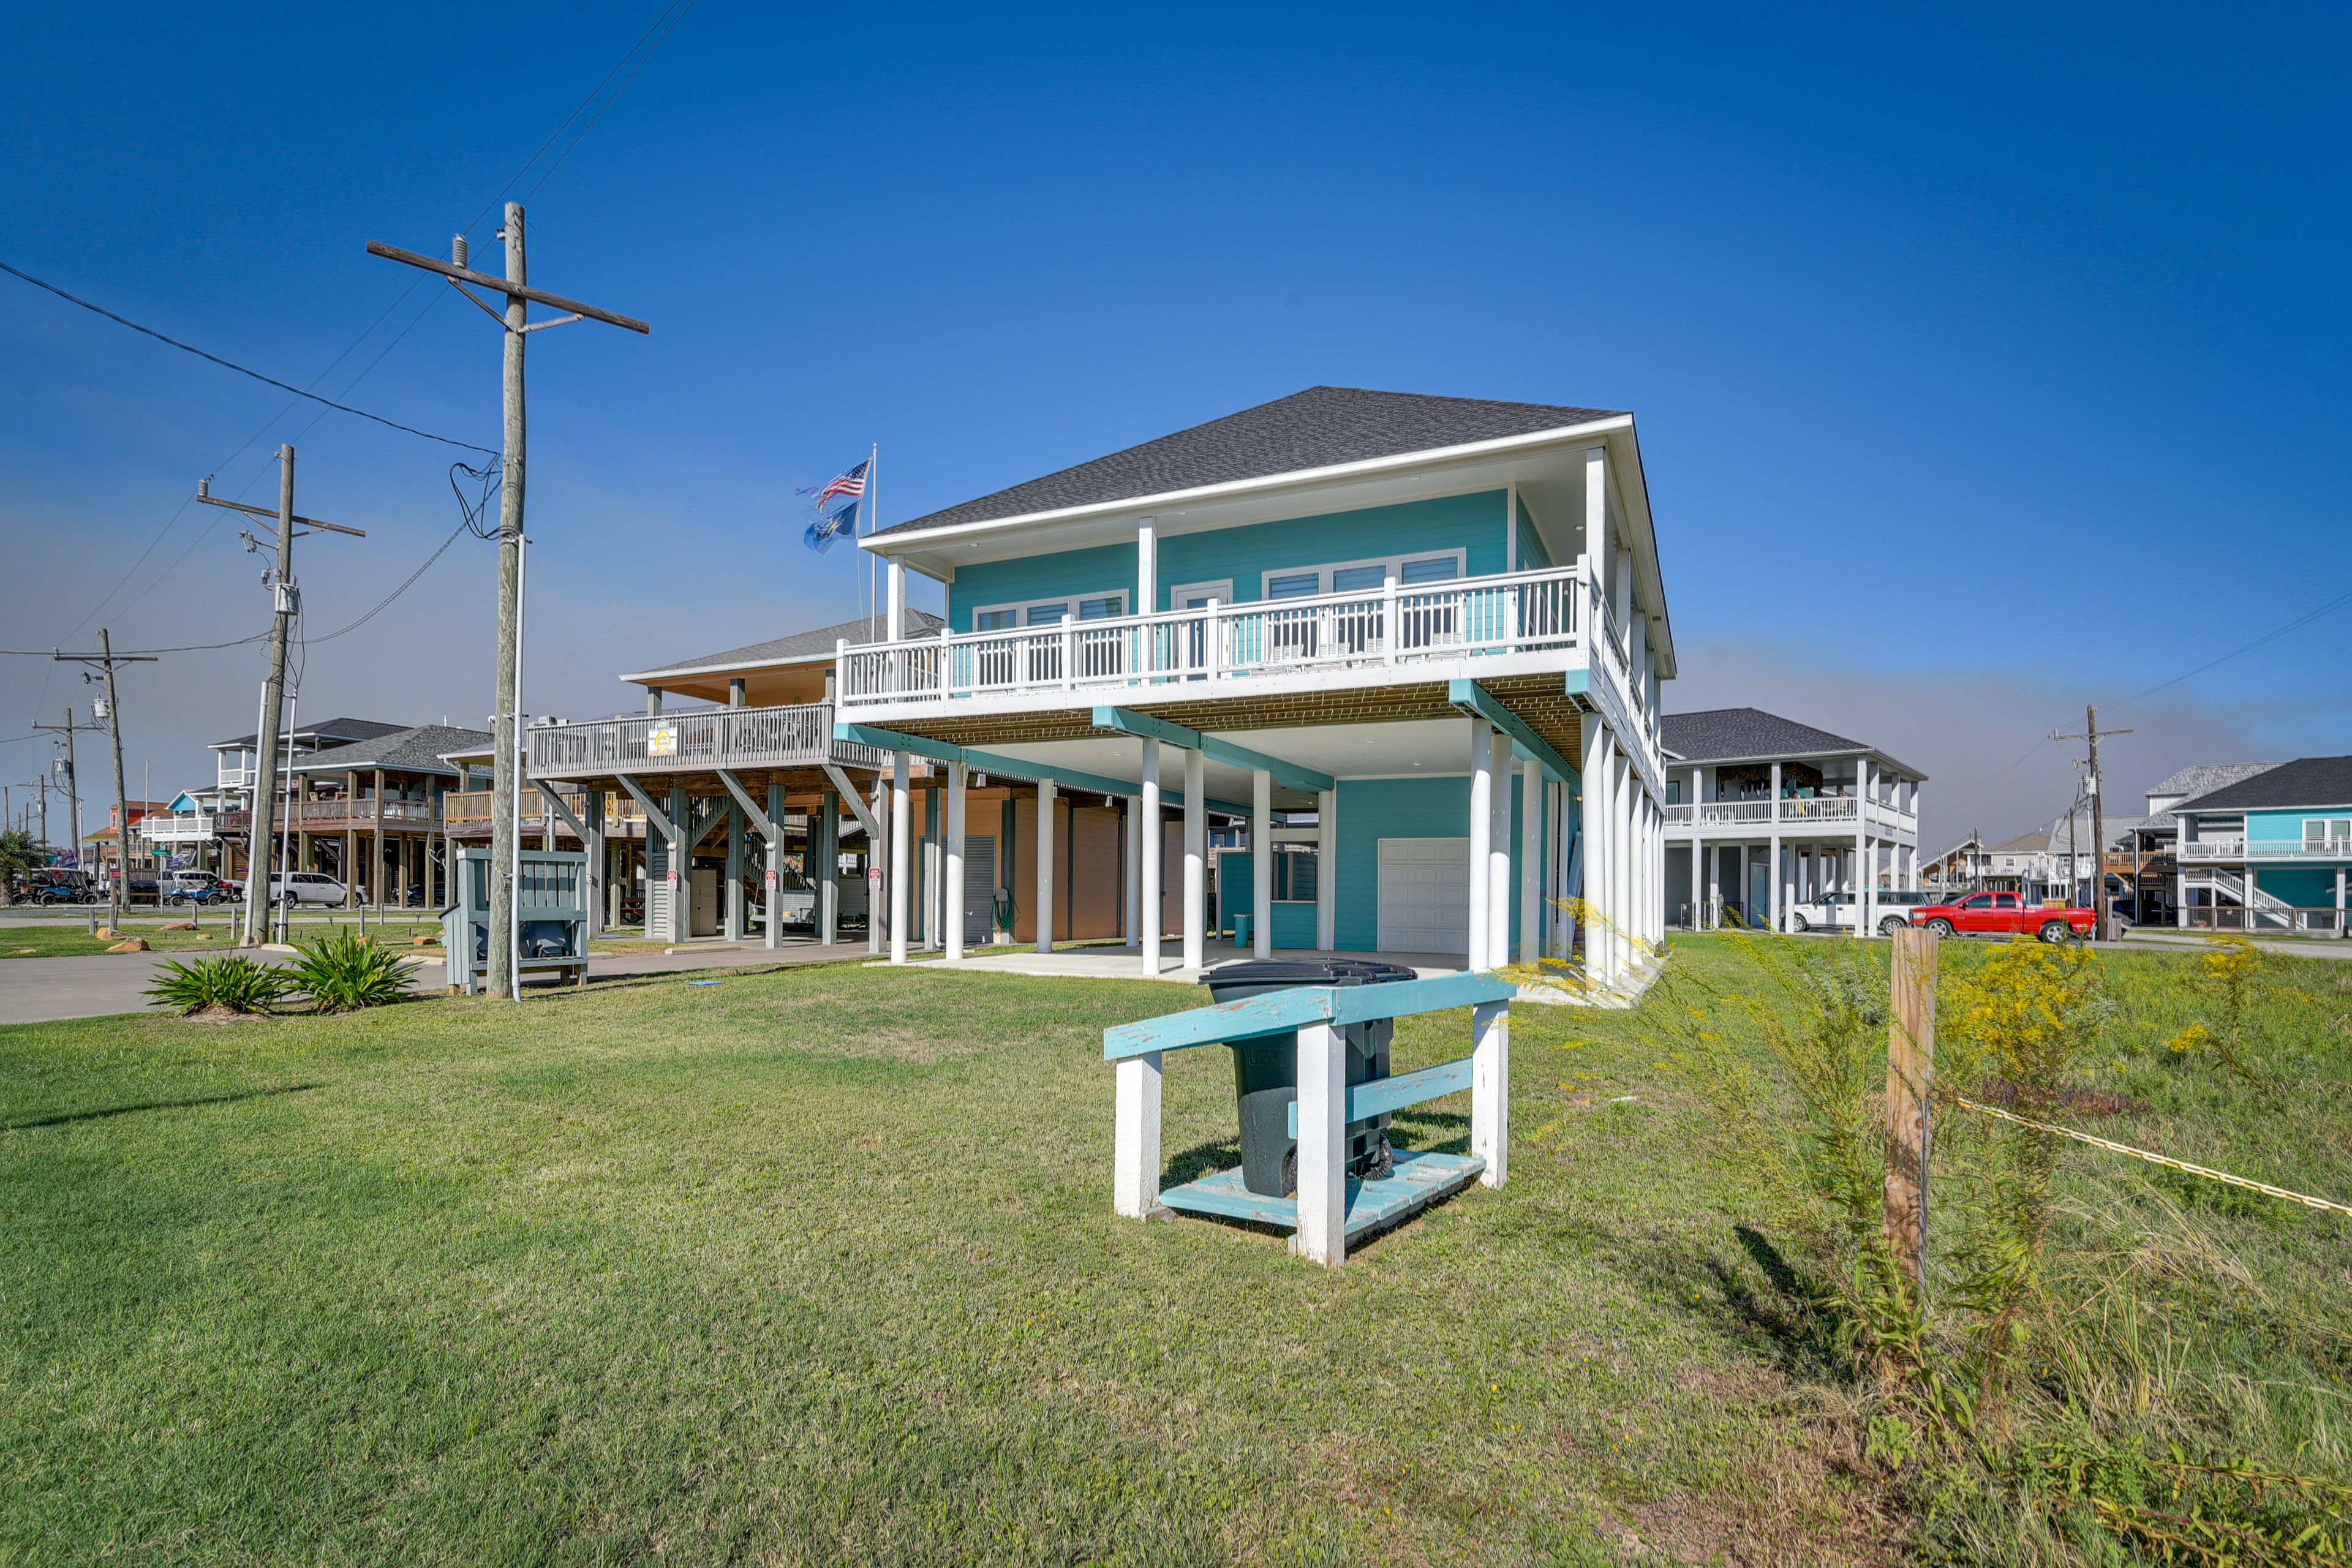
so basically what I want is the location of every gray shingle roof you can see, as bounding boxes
[209,716,408,751]
[2175,756,2352,813]
[2144,761,2283,802]
[626,611,948,680]
[1660,708,1869,764]
[871,386,1623,538]
[285,723,494,776]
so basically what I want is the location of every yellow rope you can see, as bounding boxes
[1948,1094,2352,1217]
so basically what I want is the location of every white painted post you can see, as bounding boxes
[1768,761,1784,935]
[1251,769,1272,959]
[1489,729,1513,970]
[1036,775,1057,956]
[1467,722,1493,966]
[764,782,783,951]
[945,760,966,961]
[1613,750,1634,968]
[889,754,910,964]
[886,557,907,643]
[1113,1052,1163,1218]
[1581,717,1609,978]
[818,788,839,946]
[1140,744,1161,974]
[1520,759,1543,965]
[1294,1018,1346,1267]
[1472,998,1510,1187]
[1691,813,1705,930]
[1858,757,1874,938]
[1123,793,1140,948]
[1315,787,1337,952]
[1183,746,1205,971]
[1136,518,1156,622]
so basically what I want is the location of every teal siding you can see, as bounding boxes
[948,541,1139,631]
[2248,807,2350,845]
[1333,774,1536,953]
[2253,867,2339,905]
[1154,491,1509,611]
[1272,901,1319,947]
[1513,492,1551,570]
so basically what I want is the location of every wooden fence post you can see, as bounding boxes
[1885,927,1936,1286]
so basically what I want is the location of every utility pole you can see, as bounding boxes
[2055,706,2133,942]
[197,450,365,945]
[54,630,156,931]
[34,709,100,875]
[368,210,648,999]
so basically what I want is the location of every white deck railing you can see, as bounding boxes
[2181,839,2247,861]
[842,563,1596,704]
[1665,794,1919,833]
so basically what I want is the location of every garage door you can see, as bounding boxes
[1378,837,1469,955]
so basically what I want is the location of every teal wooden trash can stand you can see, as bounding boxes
[1102,970,1512,1267]
[442,846,591,995]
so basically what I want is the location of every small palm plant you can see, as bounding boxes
[284,929,415,1012]
[0,828,44,907]
[145,954,291,1016]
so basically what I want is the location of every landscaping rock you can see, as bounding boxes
[107,938,149,952]
[160,921,197,931]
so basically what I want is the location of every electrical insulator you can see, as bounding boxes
[453,234,469,270]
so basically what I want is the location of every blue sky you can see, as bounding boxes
[2,2,2343,848]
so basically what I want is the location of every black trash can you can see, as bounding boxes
[1200,959,1415,1197]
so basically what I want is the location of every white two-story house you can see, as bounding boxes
[831,385,1675,989]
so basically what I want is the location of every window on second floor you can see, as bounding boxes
[973,591,1128,633]
[1262,549,1466,601]
[2307,817,2352,847]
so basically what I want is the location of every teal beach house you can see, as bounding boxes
[834,386,1675,992]
[2172,756,2352,935]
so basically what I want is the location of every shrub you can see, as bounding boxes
[285,929,416,1012]
[144,954,291,1016]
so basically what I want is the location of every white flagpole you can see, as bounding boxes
[865,441,880,641]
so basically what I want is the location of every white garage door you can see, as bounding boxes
[1378,837,1470,955]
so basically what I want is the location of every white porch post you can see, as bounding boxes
[1472,998,1510,1187]
[1251,769,1272,959]
[889,753,910,964]
[944,760,966,962]
[1467,723,1493,967]
[1520,759,1542,965]
[818,788,839,946]
[1767,761,1784,935]
[1140,744,1162,973]
[1691,824,1705,930]
[1035,775,1057,956]
[1581,717,1609,979]
[1613,750,1634,968]
[1488,730,1513,970]
[1315,787,1337,951]
[1294,1018,1346,1267]
[886,557,906,642]
[1858,757,1874,938]
[1136,518,1156,619]
[1112,1051,1163,1219]
[1123,795,1140,948]
[764,782,783,951]
[1183,747,1205,970]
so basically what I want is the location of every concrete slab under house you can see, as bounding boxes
[816,385,1678,1001]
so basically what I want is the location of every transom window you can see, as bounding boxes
[971,592,1128,633]
[1260,549,1466,601]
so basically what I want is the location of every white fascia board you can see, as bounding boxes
[617,651,834,687]
[856,415,1638,560]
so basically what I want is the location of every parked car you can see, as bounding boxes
[162,871,238,907]
[1909,891,2094,944]
[1783,888,1940,936]
[262,871,349,907]
[23,869,100,905]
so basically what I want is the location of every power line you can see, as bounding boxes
[2106,586,2352,710]
[0,260,496,454]
[520,1,697,204]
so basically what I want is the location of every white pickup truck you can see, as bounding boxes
[1783,889,1939,937]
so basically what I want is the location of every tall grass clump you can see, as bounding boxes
[1651,931,2351,1566]
[144,953,290,1016]
[284,929,415,1012]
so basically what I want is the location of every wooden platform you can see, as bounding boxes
[1157,1148,1485,1241]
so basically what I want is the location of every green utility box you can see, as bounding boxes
[442,846,590,994]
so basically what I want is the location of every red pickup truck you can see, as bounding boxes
[1909,892,2094,944]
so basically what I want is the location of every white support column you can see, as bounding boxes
[818,789,839,946]
[1768,761,1784,935]
[1251,769,1272,959]
[1613,749,1634,968]
[1112,1052,1163,1219]
[1520,760,1542,965]
[1581,717,1609,978]
[725,801,746,941]
[1035,776,1057,956]
[1183,746,1205,971]
[1294,1019,1346,1267]
[889,753,910,964]
[1858,757,1874,938]
[1467,723,1493,966]
[1123,794,1140,947]
[763,782,783,951]
[1488,729,1513,970]
[1471,998,1510,1187]
[1315,787,1337,951]
[1136,518,1157,619]
[944,760,967,962]
[1140,744,1161,973]
[1691,824,1705,930]
[886,557,907,642]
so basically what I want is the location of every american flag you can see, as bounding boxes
[799,459,869,508]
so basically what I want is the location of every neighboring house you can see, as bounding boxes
[139,786,244,875]
[80,801,173,878]
[813,384,1673,985]
[266,723,493,908]
[2171,756,2352,935]
[519,613,930,946]
[204,717,414,883]
[1658,708,1926,932]
[1971,831,2054,897]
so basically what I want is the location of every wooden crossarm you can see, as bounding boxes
[1287,1057,1474,1136]
[1101,970,1515,1060]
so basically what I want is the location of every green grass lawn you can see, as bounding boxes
[1,935,2343,1564]
[0,918,445,959]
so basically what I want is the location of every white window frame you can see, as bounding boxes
[1167,578,1234,612]
[970,589,1130,633]
[1258,547,1468,602]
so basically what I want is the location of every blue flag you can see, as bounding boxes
[804,499,858,553]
